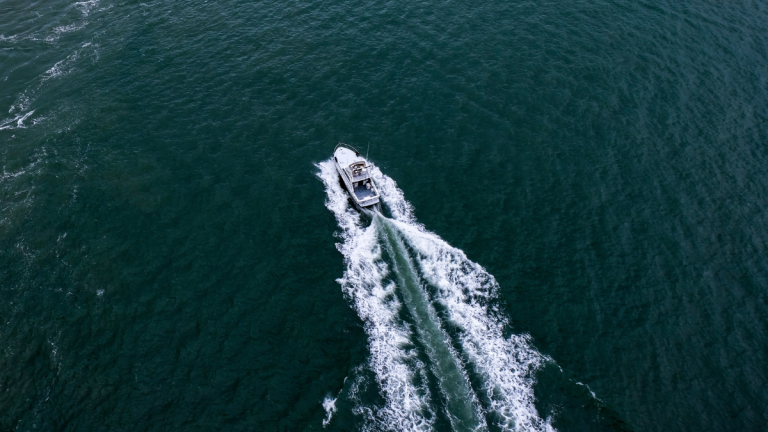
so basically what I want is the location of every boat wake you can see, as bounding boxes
[317,159,554,432]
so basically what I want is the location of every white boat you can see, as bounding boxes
[333,143,381,211]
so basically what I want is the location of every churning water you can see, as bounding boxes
[318,160,559,431]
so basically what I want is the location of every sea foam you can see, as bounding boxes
[318,158,553,431]
[317,160,434,431]
[374,167,553,432]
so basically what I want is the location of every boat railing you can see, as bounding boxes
[334,142,361,156]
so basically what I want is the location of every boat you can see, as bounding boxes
[333,143,381,211]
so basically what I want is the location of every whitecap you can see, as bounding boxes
[52,22,87,35]
[42,51,79,81]
[74,0,100,17]
[9,95,31,115]
[322,395,338,427]
[0,110,35,131]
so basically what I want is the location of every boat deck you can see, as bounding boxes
[353,184,377,201]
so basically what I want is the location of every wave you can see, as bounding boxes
[318,159,554,431]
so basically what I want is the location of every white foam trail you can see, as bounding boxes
[0,111,35,131]
[378,217,487,431]
[372,170,418,224]
[373,167,553,432]
[394,221,550,431]
[317,160,434,432]
[322,395,338,427]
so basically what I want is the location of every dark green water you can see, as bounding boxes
[2,0,768,430]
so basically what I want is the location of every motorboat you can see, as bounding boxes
[333,143,381,211]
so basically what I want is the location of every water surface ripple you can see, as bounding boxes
[1,0,767,431]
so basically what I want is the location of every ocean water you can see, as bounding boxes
[1,0,767,431]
